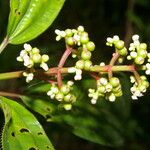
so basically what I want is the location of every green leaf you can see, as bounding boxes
[7,0,65,44]
[21,95,56,121]
[0,97,54,150]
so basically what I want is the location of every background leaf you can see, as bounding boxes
[7,0,65,44]
[0,97,54,150]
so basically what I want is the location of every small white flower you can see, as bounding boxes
[74,74,82,80]
[130,51,137,58]
[73,34,80,41]
[113,35,119,41]
[67,81,74,86]
[99,78,108,86]
[60,31,66,37]
[68,67,76,73]
[91,98,97,104]
[56,35,61,41]
[26,73,34,83]
[72,54,77,58]
[132,34,139,41]
[77,26,84,32]
[106,37,113,43]
[146,70,150,75]
[24,43,32,51]
[20,50,27,57]
[55,29,61,35]
[100,62,105,66]
[130,76,136,83]
[132,95,138,100]
[16,56,23,62]
[108,93,116,102]
[40,62,49,71]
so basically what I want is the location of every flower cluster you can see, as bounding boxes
[127,35,148,65]
[106,35,128,56]
[17,44,49,82]
[130,75,149,100]
[47,81,76,110]
[55,26,95,80]
[88,77,122,104]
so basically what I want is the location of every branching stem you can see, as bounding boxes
[57,46,72,87]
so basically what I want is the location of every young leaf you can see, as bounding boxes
[0,97,54,150]
[7,0,65,44]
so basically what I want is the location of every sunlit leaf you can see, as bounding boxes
[7,0,65,44]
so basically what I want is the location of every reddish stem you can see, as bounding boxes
[108,52,120,79]
[57,47,72,87]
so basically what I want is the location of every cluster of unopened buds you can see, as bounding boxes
[130,75,149,100]
[17,44,49,82]
[55,26,95,80]
[17,26,150,110]
[88,77,122,104]
[47,81,76,110]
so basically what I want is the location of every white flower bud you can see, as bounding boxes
[40,62,49,71]
[113,35,119,41]
[130,51,137,58]
[132,34,139,41]
[24,43,32,51]
[68,67,76,73]
[108,93,116,102]
[99,78,108,85]
[77,26,84,32]
[16,56,23,62]
[26,73,34,83]
[91,98,97,104]
[55,29,61,35]
[132,95,138,100]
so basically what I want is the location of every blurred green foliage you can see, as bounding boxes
[1,0,150,150]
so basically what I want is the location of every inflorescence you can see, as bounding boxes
[17,26,150,110]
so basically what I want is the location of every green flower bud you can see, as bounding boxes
[98,86,105,93]
[55,92,64,101]
[80,35,89,44]
[112,85,121,93]
[114,90,122,97]
[86,41,95,51]
[65,29,73,37]
[115,40,124,50]
[84,60,92,70]
[110,77,120,87]
[32,54,41,63]
[137,49,147,58]
[63,104,72,110]
[81,51,92,60]
[139,43,147,50]
[142,80,149,88]
[118,48,127,56]
[66,37,75,46]
[76,60,85,69]
[64,94,72,102]
[60,85,70,95]
[77,26,84,32]
[42,54,49,62]
[134,56,144,65]
[32,48,40,54]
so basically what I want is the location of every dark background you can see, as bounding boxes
[0,0,150,149]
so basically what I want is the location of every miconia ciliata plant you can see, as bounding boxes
[0,0,150,150]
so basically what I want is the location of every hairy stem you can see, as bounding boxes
[0,37,9,54]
